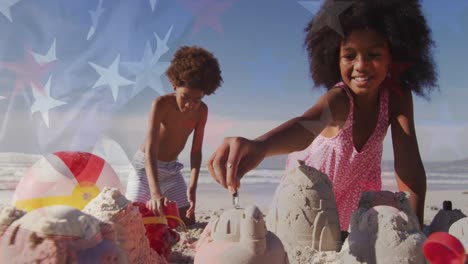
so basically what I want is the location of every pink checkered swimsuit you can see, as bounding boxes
[285,83,390,230]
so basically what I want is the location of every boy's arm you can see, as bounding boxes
[145,97,167,201]
[189,104,208,190]
[390,89,426,227]
[186,104,207,217]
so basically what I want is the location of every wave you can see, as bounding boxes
[1,166,467,190]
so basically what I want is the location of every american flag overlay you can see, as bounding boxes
[0,0,467,163]
[0,0,240,157]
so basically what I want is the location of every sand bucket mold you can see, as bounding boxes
[424,232,467,264]
[133,202,185,259]
[140,201,186,229]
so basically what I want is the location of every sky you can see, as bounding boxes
[0,0,467,166]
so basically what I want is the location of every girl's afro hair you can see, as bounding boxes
[305,0,438,98]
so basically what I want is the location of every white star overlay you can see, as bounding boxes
[89,54,134,101]
[87,0,105,40]
[299,0,352,37]
[298,98,334,137]
[31,38,57,65]
[123,41,169,97]
[92,136,132,167]
[298,0,323,15]
[149,0,157,12]
[0,95,11,141]
[153,25,173,62]
[30,76,67,128]
[0,0,22,23]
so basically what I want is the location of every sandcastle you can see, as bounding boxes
[194,205,287,264]
[193,160,341,264]
[449,217,468,252]
[83,187,165,263]
[0,205,25,236]
[340,191,426,264]
[0,204,124,263]
[0,188,167,263]
[429,201,466,234]
[266,160,341,258]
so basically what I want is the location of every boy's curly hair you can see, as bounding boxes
[166,46,223,95]
[305,0,437,98]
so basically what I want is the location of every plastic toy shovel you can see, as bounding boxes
[232,190,240,209]
[423,232,466,264]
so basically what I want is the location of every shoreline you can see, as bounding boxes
[2,183,467,219]
[1,183,467,263]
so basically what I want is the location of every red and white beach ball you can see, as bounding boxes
[12,151,123,211]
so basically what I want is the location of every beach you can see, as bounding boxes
[175,186,468,263]
[0,157,468,263]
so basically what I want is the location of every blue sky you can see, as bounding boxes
[0,0,467,165]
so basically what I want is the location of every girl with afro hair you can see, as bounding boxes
[208,0,437,232]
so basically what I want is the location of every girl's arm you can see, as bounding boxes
[390,89,426,227]
[256,91,340,156]
[208,89,344,190]
[145,97,168,201]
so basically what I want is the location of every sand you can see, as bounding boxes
[1,187,468,263]
[0,188,166,263]
[83,188,165,263]
[340,192,427,264]
[449,217,468,252]
[193,205,287,264]
[166,189,468,264]
[266,161,341,254]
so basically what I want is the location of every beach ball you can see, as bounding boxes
[12,151,123,211]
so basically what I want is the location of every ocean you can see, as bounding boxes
[1,163,467,193]
[0,152,467,205]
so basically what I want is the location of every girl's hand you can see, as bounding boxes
[207,137,267,193]
[146,196,168,217]
[186,185,196,218]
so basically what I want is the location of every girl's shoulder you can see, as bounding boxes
[387,86,414,121]
[322,85,351,124]
[326,86,349,107]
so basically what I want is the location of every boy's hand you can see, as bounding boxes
[186,185,196,218]
[146,196,168,217]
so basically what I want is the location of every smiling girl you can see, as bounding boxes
[207,0,437,232]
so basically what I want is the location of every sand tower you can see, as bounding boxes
[0,205,124,263]
[340,191,426,264]
[265,160,341,261]
[429,201,466,234]
[83,187,165,263]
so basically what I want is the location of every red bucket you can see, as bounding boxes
[423,232,466,264]
[132,202,180,259]
[163,201,182,229]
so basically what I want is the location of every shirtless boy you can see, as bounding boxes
[126,46,223,225]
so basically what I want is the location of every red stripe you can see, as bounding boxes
[54,152,104,184]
